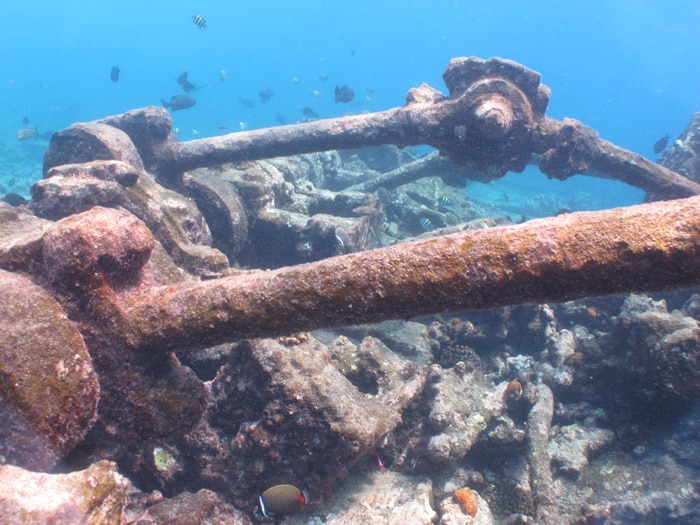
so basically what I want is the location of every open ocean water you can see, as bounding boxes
[1,1,698,210]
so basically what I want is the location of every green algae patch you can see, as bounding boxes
[0,269,99,471]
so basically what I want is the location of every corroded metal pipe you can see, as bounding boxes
[537,117,700,200]
[151,57,546,179]
[143,56,700,200]
[46,57,699,200]
[120,195,700,351]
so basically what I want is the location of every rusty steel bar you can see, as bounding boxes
[537,117,700,200]
[146,57,700,200]
[61,57,698,200]
[120,195,700,351]
[153,105,421,174]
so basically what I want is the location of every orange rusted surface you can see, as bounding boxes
[120,195,700,351]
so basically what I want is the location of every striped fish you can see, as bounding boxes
[192,14,207,30]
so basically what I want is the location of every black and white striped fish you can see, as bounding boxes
[192,14,207,30]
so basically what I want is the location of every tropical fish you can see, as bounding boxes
[318,73,329,81]
[192,14,207,30]
[1,193,28,206]
[219,69,228,82]
[311,89,320,98]
[276,114,287,125]
[503,192,510,202]
[302,107,319,119]
[335,227,351,250]
[239,96,255,109]
[22,116,30,125]
[290,77,301,85]
[172,127,181,135]
[16,127,38,140]
[190,129,199,137]
[110,65,120,82]
[161,95,197,111]
[335,85,354,104]
[177,72,196,92]
[439,196,453,206]
[420,217,434,231]
[376,455,387,474]
[218,126,228,130]
[259,88,273,103]
[259,484,307,518]
[653,134,670,154]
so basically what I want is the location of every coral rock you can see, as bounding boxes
[193,335,426,507]
[0,269,99,470]
[132,489,252,525]
[42,206,154,288]
[0,202,53,273]
[653,328,700,401]
[548,424,616,478]
[286,470,437,525]
[0,461,127,524]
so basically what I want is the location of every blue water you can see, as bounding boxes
[1,1,698,205]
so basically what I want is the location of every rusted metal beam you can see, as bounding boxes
[142,56,700,200]
[537,117,700,200]
[119,195,700,351]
